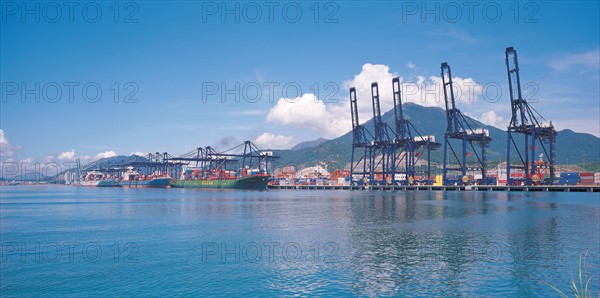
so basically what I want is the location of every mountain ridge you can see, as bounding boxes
[291,138,329,151]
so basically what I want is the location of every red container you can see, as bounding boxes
[580,177,595,185]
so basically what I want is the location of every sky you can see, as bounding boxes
[1,1,599,170]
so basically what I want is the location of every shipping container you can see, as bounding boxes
[580,173,594,182]
[559,172,580,185]
[480,177,497,185]
[434,175,443,186]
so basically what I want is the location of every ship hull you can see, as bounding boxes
[80,180,118,187]
[119,178,171,188]
[170,176,269,190]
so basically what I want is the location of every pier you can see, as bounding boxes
[269,184,600,192]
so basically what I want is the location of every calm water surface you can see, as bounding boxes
[1,185,599,296]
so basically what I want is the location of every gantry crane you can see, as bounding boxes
[441,62,492,185]
[505,46,556,185]
[391,77,440,185]
[349,87,373,185]
[369,83,395,185]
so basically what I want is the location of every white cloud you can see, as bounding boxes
[0,129,7,145]
[254,133,295,149]
[404,75,483,109]
[0,129,20,159]
[130,151,146,156]
[479,111,508,129]
[267,93,330,129]
[341,63,400,123]
[407,62,416,69]
[22,149,116,165]
[266,93,351,137]
[58,149,76,160]
[19,158,33,164]
[551,49,600,72]
[96,151,117,159]
[265,63,484,138]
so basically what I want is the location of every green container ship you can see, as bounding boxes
[170,175,270,189]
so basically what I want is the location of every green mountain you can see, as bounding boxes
[291,138,329,150]
[271,103,600,170]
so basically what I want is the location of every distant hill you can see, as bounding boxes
[291,138,329,151]
[81,155,146,171]
[4,172,48,182]
[578,162,600,173]
[271,103,600,170]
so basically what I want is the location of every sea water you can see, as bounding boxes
[1,185,598,296]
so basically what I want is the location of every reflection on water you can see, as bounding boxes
[1,186,598,296]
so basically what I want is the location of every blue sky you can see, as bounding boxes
[1,1,599,166]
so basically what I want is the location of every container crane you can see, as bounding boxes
[441,62,492,185]
[505,46,556,185]
[391,77,440,185]
[349,87,373,185]
[369,83,395,185]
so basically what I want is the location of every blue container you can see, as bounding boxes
[560,172,580,179]
[559,172,580,185]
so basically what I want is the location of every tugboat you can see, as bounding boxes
[80,171,118,187]
[118,166,171,188]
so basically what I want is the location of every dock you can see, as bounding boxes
[269,185,600,192]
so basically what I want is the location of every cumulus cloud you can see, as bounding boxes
[267,94,328,129]
[19,158,34,164]
[265,63,484,138]
[0,129,7,146]
[0,129,20,159]
[341,64,400,122]
[40,149,117,163]
[254,133,295,149]
[400,75,482,108]
[266,93,351,137]
[96,151,117,159]
[479,111,508,129]
[130,152,146,157]
[58,149,76,160]
[406,62,416,69]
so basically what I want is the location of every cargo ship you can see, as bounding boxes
[118,167,171,188]
[170,167,270,189]
[80,171,118,187]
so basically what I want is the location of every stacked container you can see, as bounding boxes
[559,172,580,185]
[580,172,595,185]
